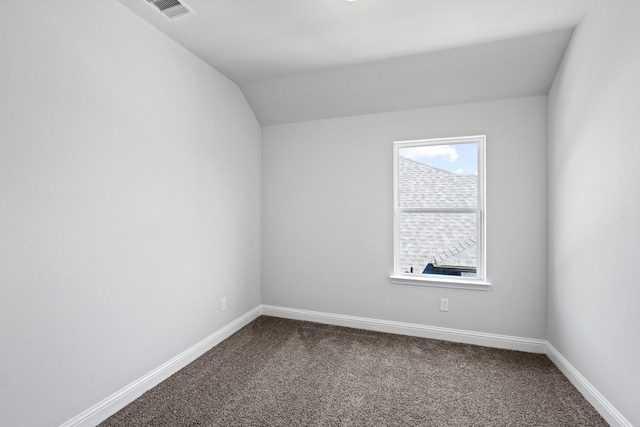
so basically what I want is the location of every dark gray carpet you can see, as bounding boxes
[100,316,608,426]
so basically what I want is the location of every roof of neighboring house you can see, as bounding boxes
[398,157,478,273]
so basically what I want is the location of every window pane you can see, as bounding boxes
[398,143,477,209]
[398,212,477,278]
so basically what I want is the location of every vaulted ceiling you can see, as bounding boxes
[118,0,593,125]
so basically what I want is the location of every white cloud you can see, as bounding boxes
[455,168,464,174]
[400,145,459,162]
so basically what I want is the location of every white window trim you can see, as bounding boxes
[390,135,490,291]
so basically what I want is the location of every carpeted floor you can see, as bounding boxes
[100,316,608,426]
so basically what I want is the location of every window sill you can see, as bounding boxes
[389,274,492,291]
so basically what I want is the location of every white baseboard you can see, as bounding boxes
[59,305,262,427]
[260,305,547,353]
[61,304,630,427]
[546,343,632,427]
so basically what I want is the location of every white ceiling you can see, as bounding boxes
[117,0,593,125]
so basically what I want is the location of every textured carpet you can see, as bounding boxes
[100,316,608,426]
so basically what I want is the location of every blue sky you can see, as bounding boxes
[400,143,478,175]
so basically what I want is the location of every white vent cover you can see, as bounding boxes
[147,0,193,20]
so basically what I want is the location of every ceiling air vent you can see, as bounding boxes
[147,0,193,20]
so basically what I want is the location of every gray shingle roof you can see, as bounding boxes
[398,157,478,273]
[399,156,477,209]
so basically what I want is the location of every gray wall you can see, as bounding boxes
[547,1,640,425]
[0,2,261,426]
[262,96,548,339]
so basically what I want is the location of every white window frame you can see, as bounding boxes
[390,135,490,291]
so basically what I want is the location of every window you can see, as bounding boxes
[391,136,489,290]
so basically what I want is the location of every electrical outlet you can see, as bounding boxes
[440,298,449,312]
[221,297,227,312]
